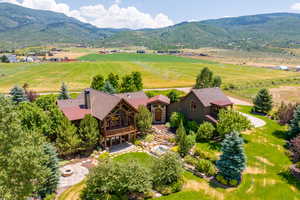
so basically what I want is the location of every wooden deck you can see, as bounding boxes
[105,126,137,138]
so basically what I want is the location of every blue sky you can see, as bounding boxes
[2,0,300,29]
[56,0,300,22]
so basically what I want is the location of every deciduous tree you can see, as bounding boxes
[107,73,120,90]
[90,75,104,91]
[78,114,99,150]
[167,90,180,103]
[194,67,222,89]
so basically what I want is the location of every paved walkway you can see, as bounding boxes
[58,163,89,189]
[240,112,266,128]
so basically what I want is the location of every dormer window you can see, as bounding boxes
[191,101,197,112]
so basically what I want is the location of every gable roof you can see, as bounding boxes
[148,95,170,105]
[191,88,233,107]
[58,89,146,121]
[115,91,149,109]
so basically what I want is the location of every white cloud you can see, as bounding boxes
[0,0,174,29]
[291,3,300,11]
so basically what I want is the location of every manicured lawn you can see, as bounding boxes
[0,54,297,93]
[57,181,85,200]
[113,152,157,169]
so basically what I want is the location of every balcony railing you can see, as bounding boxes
[105,125,136,137]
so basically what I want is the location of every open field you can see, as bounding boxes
[185,48,300,67]
[270,86,300,104]
[0,53,299,94]
[58,106,300,200]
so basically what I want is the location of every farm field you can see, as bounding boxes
[0,53,298,95]
[58,106,300,200]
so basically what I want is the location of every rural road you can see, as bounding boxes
[36,87,252,106]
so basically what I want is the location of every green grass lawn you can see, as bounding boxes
[0,53,297,93]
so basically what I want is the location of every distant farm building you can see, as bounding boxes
[136,50,146,54]
[6,55,18,63]
[276,66,289,71]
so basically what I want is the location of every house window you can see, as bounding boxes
[191,101,197,112]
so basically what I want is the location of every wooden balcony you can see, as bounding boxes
[105,125,137,137]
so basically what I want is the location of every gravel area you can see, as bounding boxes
[58,163,89,189]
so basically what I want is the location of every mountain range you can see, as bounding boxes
[1,2,300,50]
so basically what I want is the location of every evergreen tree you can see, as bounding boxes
[78,114,100,150]
[216,132,246,182]
[90,75,104,91]
[9,85,28,104]
[289,105,300,139]
[167,90,180,103]
[107,73,120,91]
[0,55,9,63]
[131,71,143,91]
[102,80,116,94]
[136,105,152,133]
[37,143,59,198]
[176,120,186,144]
[58,82,70,100]
[178,132,195,157]
[0,95,48,200]
[253,88,273,114]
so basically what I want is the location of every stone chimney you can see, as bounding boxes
[84,90,91,109]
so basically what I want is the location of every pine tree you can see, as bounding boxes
[102,80,116,94]
[178,132,195,157]
[289,105,300,139]
[253,88,273,114]
[37,143,59,198]
[9,85,28,104]
[58,82,70,100]
[176,120,186,144]
[216,132,246,182]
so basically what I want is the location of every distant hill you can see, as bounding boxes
[0,3,119,48]
[1,3,300,50]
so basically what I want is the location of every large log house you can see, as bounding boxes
[57,88,233,148]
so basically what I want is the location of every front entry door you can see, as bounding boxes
[155,108,162,122]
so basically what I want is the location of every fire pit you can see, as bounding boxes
[62,168,73,177]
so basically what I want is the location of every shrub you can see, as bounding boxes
[193,147,217,162]
[253,88,273,114]
[196,122,215,142]
[152,152,183,188]
[170,112,185,128]
[277,102,298,125]
[217,109,252,137]
[290,135,300,162]
[229,179,239,187]
[186,121,199,133]
[81,160,152,200]
[184,155,198,166]
[196,159,217,176]
[216,174,228,185]
[145,134,155,143]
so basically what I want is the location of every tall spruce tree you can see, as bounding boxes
[102,80,116,94]
[9,86,28,104]
[216,132,246,182]
[253,88,273,114]
[176,120,186,144]
[289,105,300,139]
[36,143,59,198]
[58,82,70,100]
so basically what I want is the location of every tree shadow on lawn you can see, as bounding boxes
[272,129,289,140]
[278,170,300,191]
